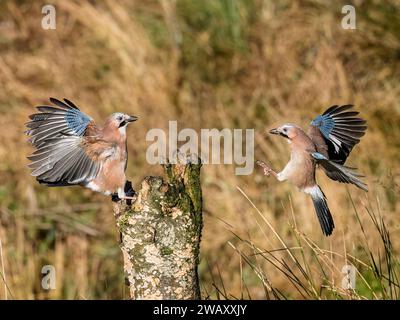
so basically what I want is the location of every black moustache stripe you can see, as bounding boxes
[280,132,289,139]
[119,121,127,127]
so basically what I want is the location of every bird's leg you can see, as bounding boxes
[123,180,136,198]
[111,193,120,202]
[119,182,137,200]
[118,195,137,200]
[256,160,278,179]
[112,181,137,203]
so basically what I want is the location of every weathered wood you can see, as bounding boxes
[113,158,202,299]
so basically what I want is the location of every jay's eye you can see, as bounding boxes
[117,116,123,121]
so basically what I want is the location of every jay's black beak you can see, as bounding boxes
[269,128,279,135]
[127,115,139,122]
[119,115,139,127]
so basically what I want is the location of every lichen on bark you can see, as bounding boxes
[113,157,202,299]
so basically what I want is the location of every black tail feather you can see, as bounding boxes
[309,186,335,236]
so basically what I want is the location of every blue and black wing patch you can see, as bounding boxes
[26,98,92,147]
[310,105,367,164]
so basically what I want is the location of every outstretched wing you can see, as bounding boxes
[26,98,107,186]
[28,136,102,186]
[310,152,368,192]
[308,105,367,164]
[26,98,94,148]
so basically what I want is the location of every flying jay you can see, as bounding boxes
[257,105,368,236]
[26,98,138,200]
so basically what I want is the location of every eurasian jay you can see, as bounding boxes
[26,98,138,200]
[257,105,368,236]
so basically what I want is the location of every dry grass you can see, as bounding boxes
[0,0,399,299]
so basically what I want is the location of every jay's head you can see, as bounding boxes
[106,113,138,131]
[269,124,299,140]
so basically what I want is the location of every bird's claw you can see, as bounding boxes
[111,180,137,204]
[256,160,272,177]
[111,192,137,203]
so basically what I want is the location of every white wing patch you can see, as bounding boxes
[329,134,341,153]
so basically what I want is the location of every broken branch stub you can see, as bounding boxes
[113,157,202,299]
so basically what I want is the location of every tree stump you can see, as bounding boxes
[112,158,202,299]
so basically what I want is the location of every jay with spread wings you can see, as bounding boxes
[26,98,138,200]
[257,105,368,236]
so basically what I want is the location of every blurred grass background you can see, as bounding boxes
[0,0,399,299]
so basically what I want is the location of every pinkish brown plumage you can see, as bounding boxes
[26,98,138,200]
[257,105,368,236]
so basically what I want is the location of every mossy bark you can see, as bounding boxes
[113,159,202,300]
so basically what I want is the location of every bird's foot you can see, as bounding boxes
[111,194,137,202]
[119,195,137,201]
[124,180,135,197]
[111,181,137,204]
[111,193,120,202]
[256,160,272,176]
